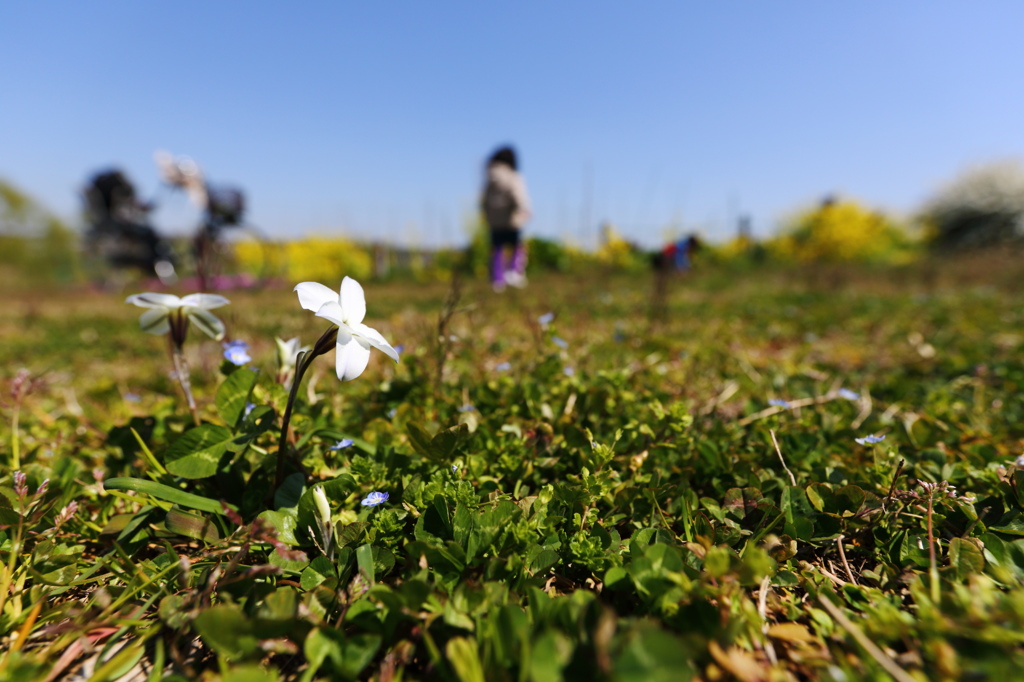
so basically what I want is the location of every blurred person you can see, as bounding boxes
[481,145,531,291]
[651,234,701,273]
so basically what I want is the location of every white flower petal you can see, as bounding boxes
[352,323,400,363]
[138,308,170,335]
[340,277,366,324]
[295,282,339,313]
[180,293,230,309]
[336,325,353,346]
[314,300,345,327]
[188,308,226,340]
[126,292,182,308]
[335,335,371,381]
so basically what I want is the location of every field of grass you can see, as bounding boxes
[1,255,1023,681]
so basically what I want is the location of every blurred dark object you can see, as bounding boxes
[83,169,176,282]
[921,161,1024,251]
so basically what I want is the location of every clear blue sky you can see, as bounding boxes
[3,2,1023,248]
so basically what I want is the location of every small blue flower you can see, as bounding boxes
[496,361,512,372]
[855,434,886,445]
[222,340,251,366]
[458,404,476,412]
[838,388,860,401]
[244,402,256,417]
[393,344,405,355]
[538,312,555,326]
[124,392,141,404]
[361,491,389,507]
[387,407,398,419]
[563,366,575,377]
[769,399,790,409]
[553,336,569,349]
[329,438,354,451]
[451,464,459,473]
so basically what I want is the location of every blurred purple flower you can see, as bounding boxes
[538,312,555,326]
[838,388,860,401]
[329,438,354,451]
[361,491,389,507]
[223,340,252,366]
[855,434,886,445]
[769,399,790,409]
[496,361,512,372]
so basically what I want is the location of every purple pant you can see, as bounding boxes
[490,227,525,285]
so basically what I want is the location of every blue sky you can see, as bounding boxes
[3,2,1023,248]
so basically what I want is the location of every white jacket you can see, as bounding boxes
[482,163,531,230]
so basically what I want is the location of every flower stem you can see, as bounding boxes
[276,351,309,489]
[926,492,940,605]
[10,406,19,472]
[275,325,338,490]
[171,345,200,426]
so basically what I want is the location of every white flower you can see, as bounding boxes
[126,292,230,343]
[312,485,332,530]
[311,485,334,556]
[294,277,399,381]
[275,336,310,371]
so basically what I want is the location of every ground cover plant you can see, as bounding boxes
[1,255,1023,681]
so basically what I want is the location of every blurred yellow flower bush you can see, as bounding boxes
[767,199,915,263]
[596,223,646,270]
[235,236,373,282]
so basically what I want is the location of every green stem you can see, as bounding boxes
[275,325,338,490]
[9,406,19,471]
[276,351,311,490]
[927,493,940,605]
[171,347,200,426]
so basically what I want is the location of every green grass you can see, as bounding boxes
[1,257,1023,681]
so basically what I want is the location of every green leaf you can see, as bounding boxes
[104,477,234,515]
[805,483,831,513]
[216,367,259,428]
[530,549,560,574]
[407,422,440,460]
[193,605,261,660]
[407,422,469,461]
[221,665,280,682]
[356,543,375,585]
[430,423,470,460]
[529,629,573,682]
[257,508,299,545]
[615,626,696,682]
[275,472,306,510]
[949,537,985,579]
[0,493,20,525]
[163,424,233,479]
[304,627,381,680]
[446,637,485,682]
[301,556,337,590]
[165,505,220,542]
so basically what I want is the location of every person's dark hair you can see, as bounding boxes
[488,145,518,171]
